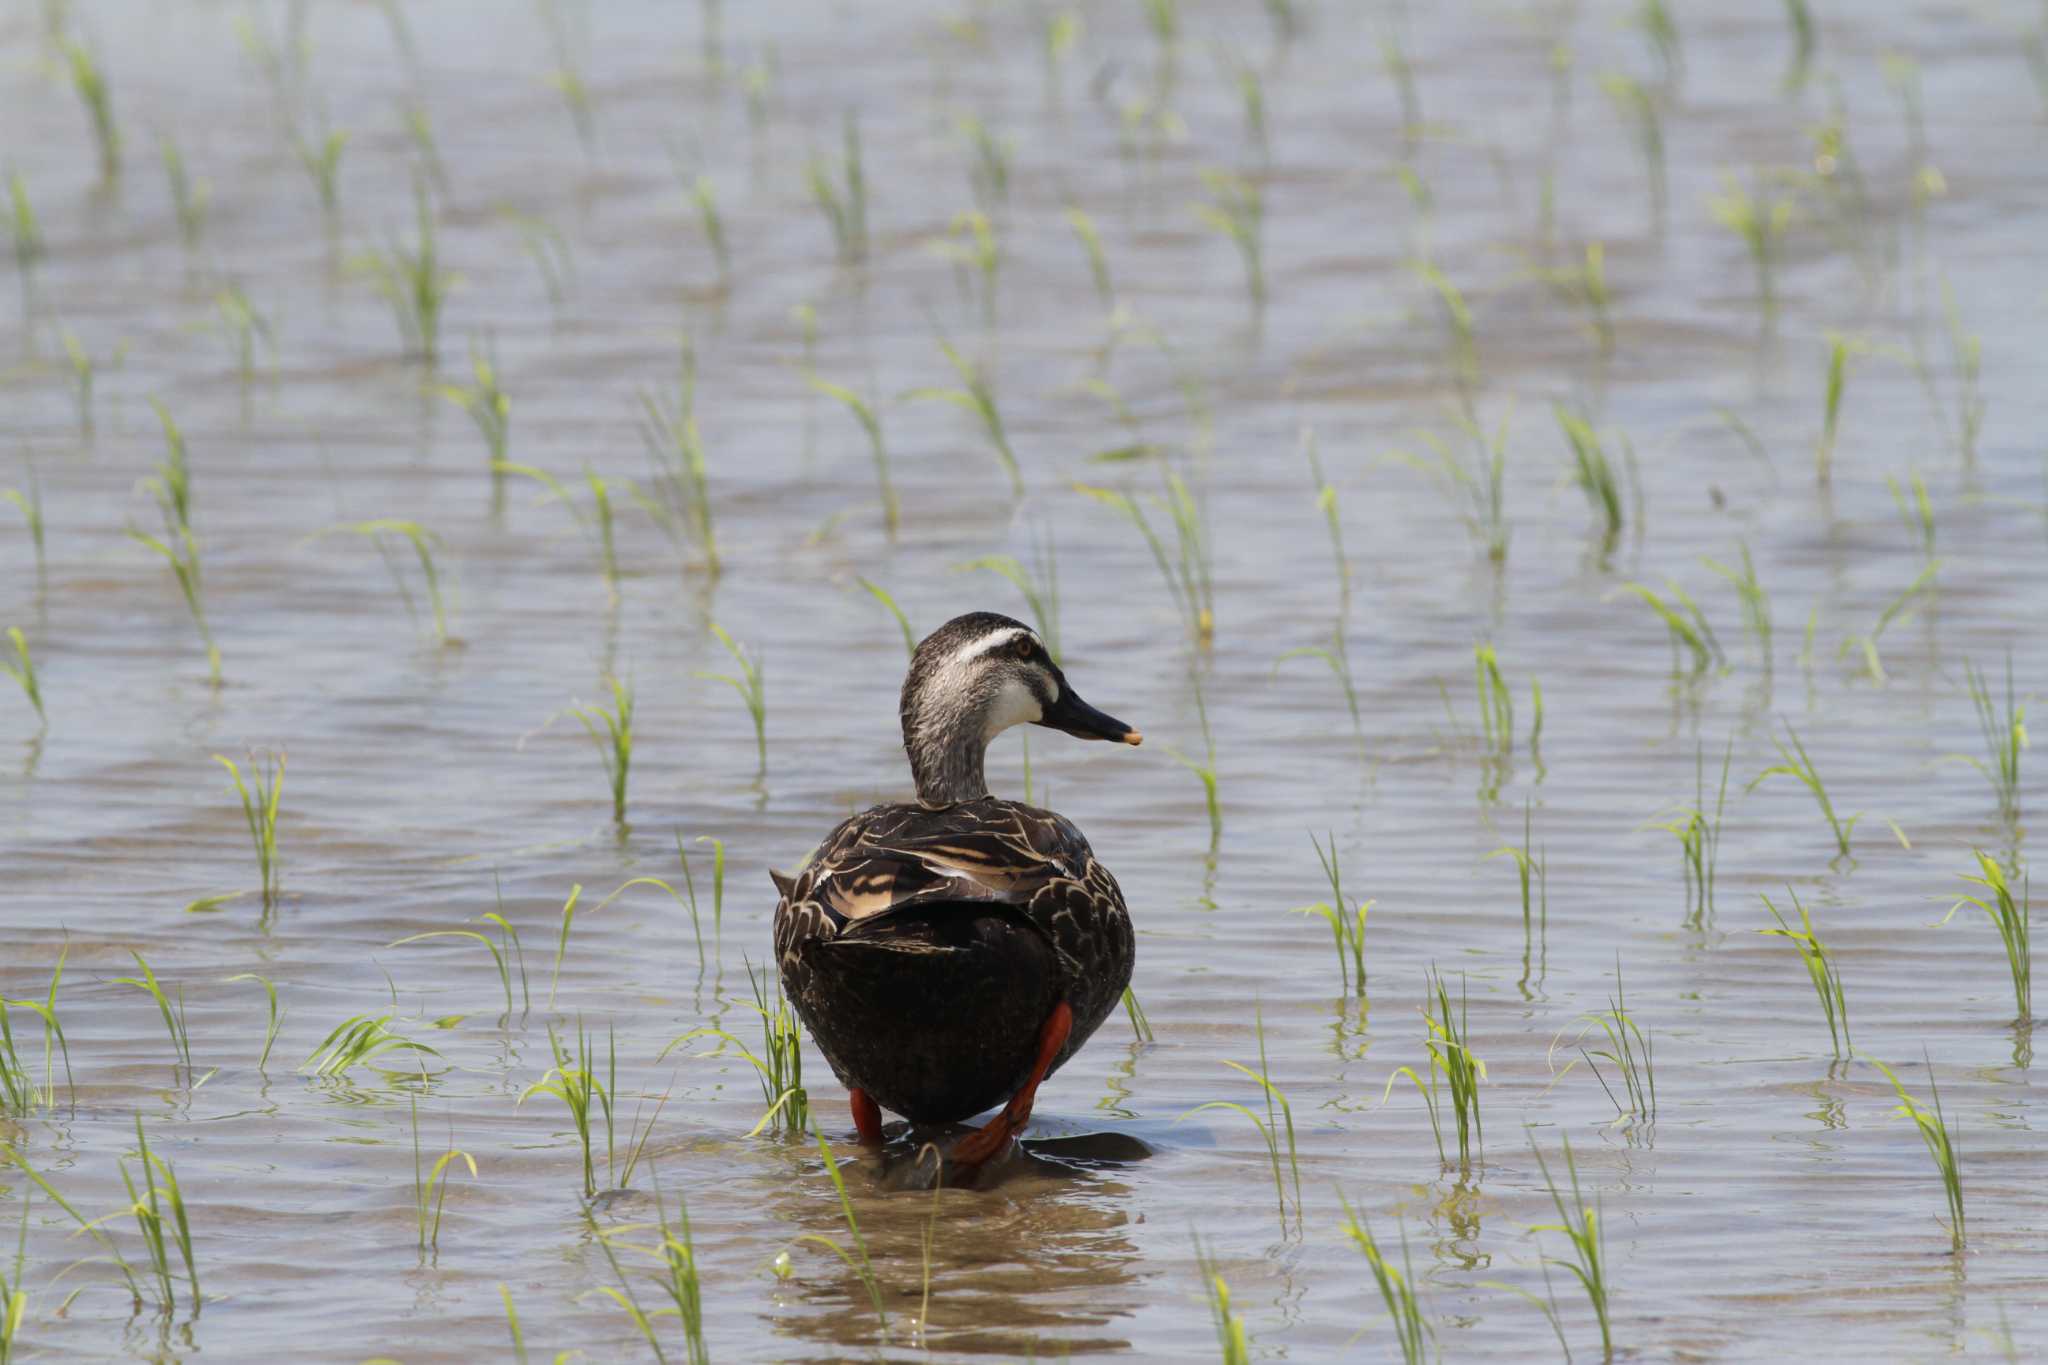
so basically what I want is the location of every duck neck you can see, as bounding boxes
[904,712,991,806]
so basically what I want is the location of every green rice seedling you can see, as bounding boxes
[1864,1054,1964,1250]
[1619,581,1723,676]
[2,1187,25,1364]
[1410,261,1476,390]
[700,623,766,775]
[128,521,216,683]
[1555,961,1657,1124]
[1555,405,1624,552]
[545,884,585,1006]
[1600,73,1665,229]
[679,175,727,289]
[216,751,284,915]
[958,114,1011,211]
[498,461,621,596]
[214,287,275,381]
[5,173,41,277]
[500,208,574,307]
[957,538,1059,661]
[1837,559,1940,685]
[856,578,916,658]
[1489,800,1548,984]
[292,124,348,217]
[63,41,120,179]
[410,1095,475,1256]
[907,341,1022,495]
[1635,0,1682,81]
[1122,984,1154,1042]
[1195,169,1264,306]
[1385,969,1485,1171]
[120,1117,200,1312]
[1066,206,1114,307]
[1386,407,1511,562]
[159,136,208,247]
[1943,851,2031,1022]
[356,179,450,363]
[436,339,511,483]
[1749,722,1859,860]
[1815,333,1854,485]
[1074,470,1214,642]
[115,951,194,1076]
[1187,1010,1294,1236]
[1276,628,1363,734]
[810,378,896,534]
[401,104,448,192]
[1474,643,1515,756]
[1164,676,1222,847]
[0,1142,149,1309]
[634,342,719,575]
[1338,1196,1431,1365]
[805,113,868,265]
[1530,1134,1610,1359]
[501,1283,528,1364]
[1193,1233,1252,1365]
[570,677,634,823]
[302,1013,441,1077]
[1887,469,1936,561]
[937,210,1002,320]
[1708,172,1794,321]
[224,972,283,1071]
[1759,889,1850,1056]
[1703,543,1772,669]
[0,948,72,1117]
[1,629,42,731]
[1649,740,1731,925]
[797,1128,886,1329]
[1782,0,1816,90]
[1142,0,1180,47]
[1369,6,1423,140]
[390,916,527,1021]
[1960,656,2026,825]
[1292,833,1370,997]
[1301,429,1348,598]
[672,835,726,964]
[1942,288,1985,466]
[661,961,808,1136]
[589,1182,711,1365]
[539,0,595,148]
[1233,58,1267,156]
[144,399,193,532]
[1534,241,1614,354]
[520,1020,616,1197]
[331,520,451,644]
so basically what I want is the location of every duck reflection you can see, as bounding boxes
[764,1121,1152,1358]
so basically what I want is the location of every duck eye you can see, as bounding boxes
[1013,637,1037,661]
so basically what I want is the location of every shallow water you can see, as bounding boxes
[3,0,2047,1359]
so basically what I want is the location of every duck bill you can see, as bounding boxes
[1038,684,1142,746]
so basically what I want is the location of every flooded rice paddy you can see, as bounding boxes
[4,0,2048,1359]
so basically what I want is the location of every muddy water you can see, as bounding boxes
[4,0,2047,1359]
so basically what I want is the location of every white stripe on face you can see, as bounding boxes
[945,626,1033,670]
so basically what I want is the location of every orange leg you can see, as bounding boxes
[849,1088,884,1145]
[950,999,1073,1168]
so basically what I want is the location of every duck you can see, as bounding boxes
[772,611,1141,1167]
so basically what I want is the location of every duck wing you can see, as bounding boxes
[785,799,1093,936]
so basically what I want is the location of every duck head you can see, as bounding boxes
[900,611,1141,806]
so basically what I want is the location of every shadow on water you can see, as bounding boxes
[765,1120,1155,1357]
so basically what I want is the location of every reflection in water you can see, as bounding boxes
[763,1134,1149,1357]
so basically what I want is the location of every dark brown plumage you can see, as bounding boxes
[770,612,1139,1148]
[773,797,1133,1123]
